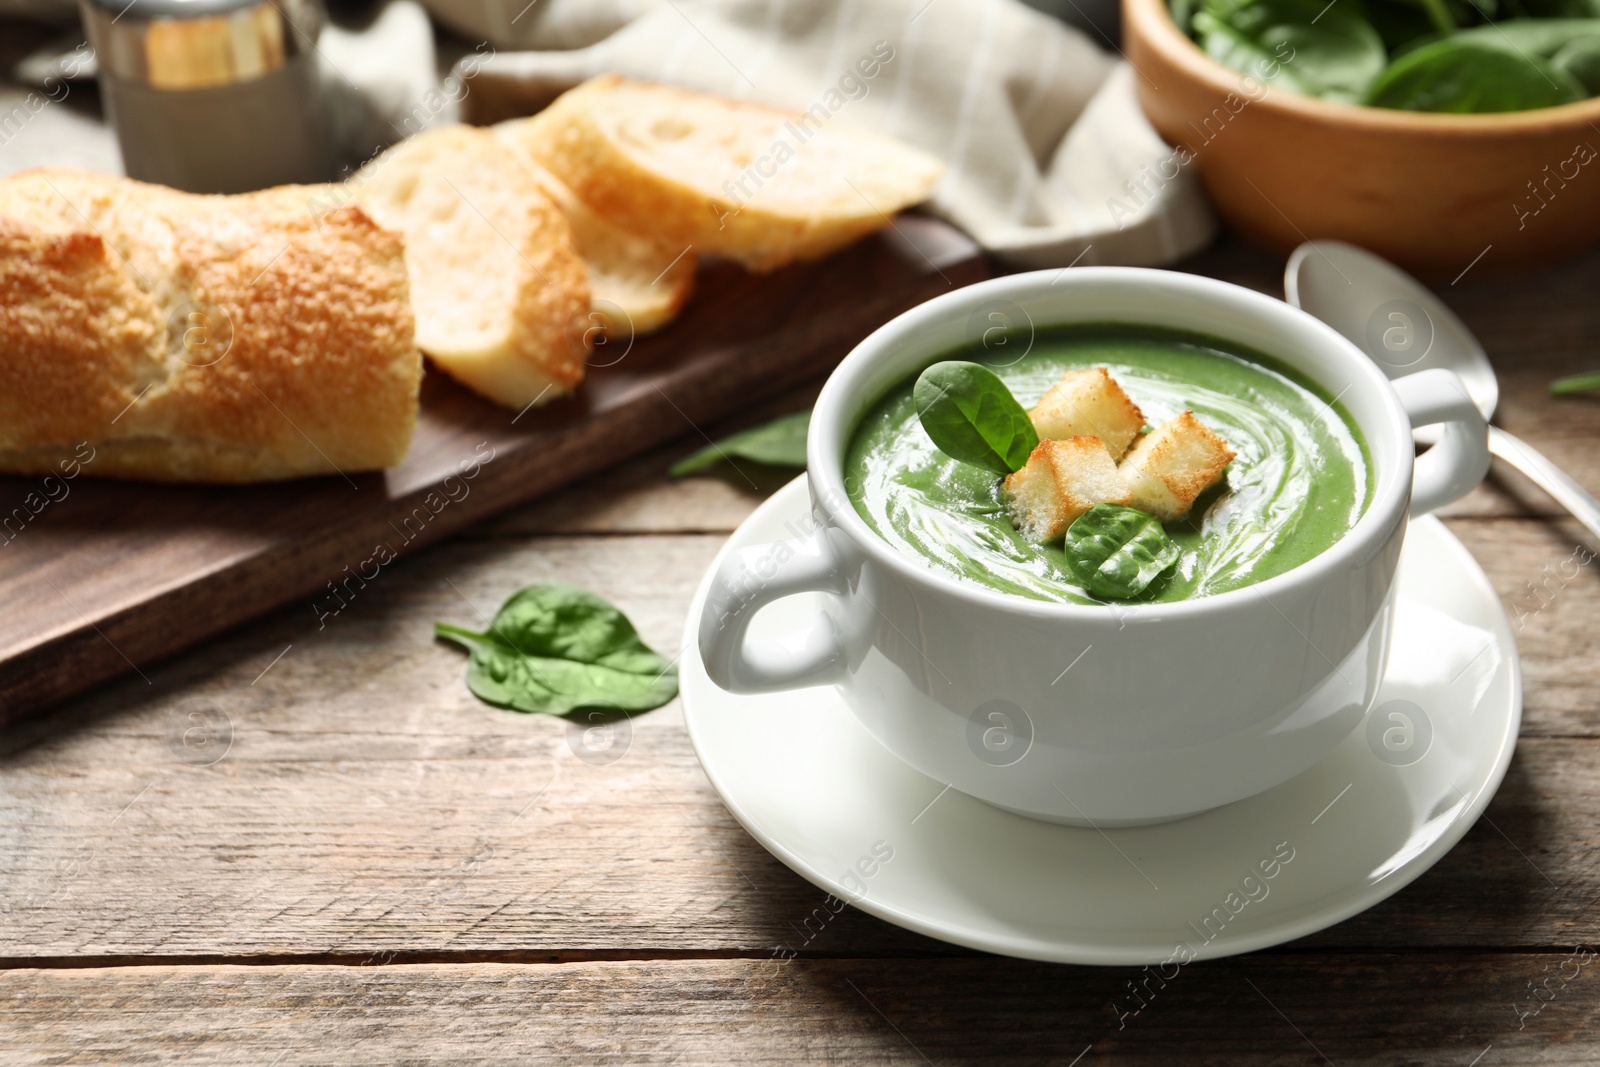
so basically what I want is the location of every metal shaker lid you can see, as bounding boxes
[79,0,323,90]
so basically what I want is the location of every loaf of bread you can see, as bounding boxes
[1,79,946,480]
[506,75,946,273]
[351,125,592,411]
[0,168,420,482]
[495,124,696,339]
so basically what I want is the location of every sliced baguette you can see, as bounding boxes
[508,75,945,273]
[0,167,419,482]
[352,124,591,410]
[495,123,695,338]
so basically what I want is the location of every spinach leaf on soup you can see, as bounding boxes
[436,584,678,718]
[670,410,810,477]
[914,361,1039,475]
[1198,0,1389,101]
[1365,38,1586,110]
[1062,505,1182,600]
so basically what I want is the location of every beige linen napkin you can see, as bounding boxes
[439,0,1216,268]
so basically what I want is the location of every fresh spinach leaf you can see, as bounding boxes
[914,361,1039,475]
[1524,0,1600,16]
[1418,0,1462,33]
[1365,38,1586,109]
[1449,16,1600,55]
[1368,0,1482,34]
[1198,0,1389,100]
[669,410,810,477]
[1367,3,1450,52]
[1196,12,1315,90]
[436,583,678,718]
[1063,505,1182,600]
[1551,370,1600,394]
[1197,0,1263,20]
[1553,33,1600,88]
[1182,0,1600,111]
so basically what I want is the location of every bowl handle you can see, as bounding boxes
[698,525,849,693]
[1392,369,1490,516]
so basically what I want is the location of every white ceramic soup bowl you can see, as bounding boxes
[697,268,1489,826]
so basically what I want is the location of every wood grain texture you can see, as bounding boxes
[0,218,986,723]
[3,956,1597,1066]
[1448,518,1600,738]
[0,515,1596,963]
[474,384,818,538]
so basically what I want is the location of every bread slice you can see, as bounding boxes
[352,124,591,410]
[1119,411,1236,521]
[495,123,695,338]
[0,167,420,482]
[510,75,945,272]
[1029,368,1146,460]
[1002,436,1132,542]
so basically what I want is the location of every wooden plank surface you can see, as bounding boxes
[0,226,1597,1061]
[4,955,1597,1066]
[0,217,986,724]
[0,515,1596,963]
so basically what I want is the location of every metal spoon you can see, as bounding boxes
[1285,239,1600,544]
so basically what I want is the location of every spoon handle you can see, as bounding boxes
[1488,426,1600,545]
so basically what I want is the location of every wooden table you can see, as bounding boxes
[2,236,1597,1064]
[3,44,1600,1061]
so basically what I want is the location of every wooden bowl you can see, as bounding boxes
[1123,0,1600,279]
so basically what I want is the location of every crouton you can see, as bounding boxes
[1028,367,1145,460]
[1002,436,1133,542]
[1119,411,1236,522]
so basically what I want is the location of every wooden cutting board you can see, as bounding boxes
[0,217,987,723]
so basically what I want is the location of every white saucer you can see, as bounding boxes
[681,477,1522,965]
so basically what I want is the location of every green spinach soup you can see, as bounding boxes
[845,326,1373,605]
